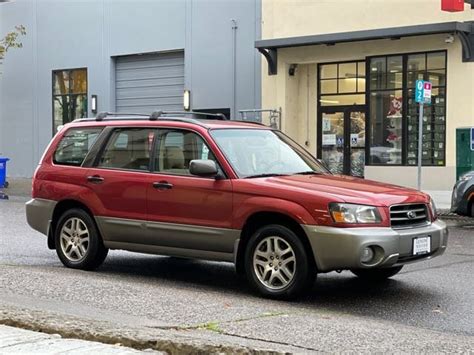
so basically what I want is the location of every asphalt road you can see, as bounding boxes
[0,197,473,353]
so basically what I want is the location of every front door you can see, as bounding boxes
[146,128,236,255]
[319,107,366,177]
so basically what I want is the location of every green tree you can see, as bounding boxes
[0,25,26,65]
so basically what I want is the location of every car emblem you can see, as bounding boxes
[407,211,417,219]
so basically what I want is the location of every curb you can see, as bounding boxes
[0,307,288,355]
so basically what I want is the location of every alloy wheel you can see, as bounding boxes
[253,236,296,290]
[59,217,90,262]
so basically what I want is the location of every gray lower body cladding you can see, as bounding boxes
[25,198,57,237]
[95,216,240,262]
[302,220,448,272]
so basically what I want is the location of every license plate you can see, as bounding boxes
[413,236,431,255]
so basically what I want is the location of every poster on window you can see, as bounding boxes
[387,97,402,117]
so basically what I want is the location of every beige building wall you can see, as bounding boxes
[261,0,474,191]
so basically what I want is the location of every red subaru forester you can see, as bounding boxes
[26,111,448,299]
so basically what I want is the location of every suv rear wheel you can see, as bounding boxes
[244,224,314,300]
[55,208,108,270]
[351,266,403,281]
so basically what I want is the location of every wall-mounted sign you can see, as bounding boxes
[322,134,336,146]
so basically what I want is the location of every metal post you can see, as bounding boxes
[417,103,424,191]
[231,19,238,120]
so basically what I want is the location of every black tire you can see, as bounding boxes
[244,224,315,300]
[351,265,403,281]
[470,202,474,218]
[55,208,108,270]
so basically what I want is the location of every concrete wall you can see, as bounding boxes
[261,0,474,191]
[0,0,261,177]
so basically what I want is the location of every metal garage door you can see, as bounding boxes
[115,51,184,113]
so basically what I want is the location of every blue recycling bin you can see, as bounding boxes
[0,158,10,189]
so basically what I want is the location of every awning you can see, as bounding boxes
[256,21,474,75]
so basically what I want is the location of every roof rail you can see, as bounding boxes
[150,111,228,121]
[95,112,148,121]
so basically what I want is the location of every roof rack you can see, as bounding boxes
[149,111,228,121]
[92,111,228,122]
[95,112,149,121]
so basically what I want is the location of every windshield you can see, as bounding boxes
[210,129,329,178]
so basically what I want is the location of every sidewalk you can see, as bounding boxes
[0,325,159,354]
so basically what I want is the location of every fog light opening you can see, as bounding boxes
[361,247,375,264]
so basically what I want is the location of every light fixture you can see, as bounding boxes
[91,95,98,114]
[445,34,455,44]
[183,89,191,111]
[288,64,298,76]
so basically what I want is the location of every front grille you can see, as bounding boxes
[390,203,430,229]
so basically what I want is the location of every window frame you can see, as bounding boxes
[365,50,447,167]
[51,67,88,136]
[52,127,104,167]
[91,126,227,179]
[94,127,158,173]
[151,128,226,179]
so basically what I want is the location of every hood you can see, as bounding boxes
[259,174,429,206]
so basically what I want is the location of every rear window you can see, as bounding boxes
[54,128,102,166]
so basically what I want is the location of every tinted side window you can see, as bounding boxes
[154,130,216,175]
[54,128,102,166]
[98,128,155,171]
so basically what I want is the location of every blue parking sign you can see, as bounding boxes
[415,80,432,104]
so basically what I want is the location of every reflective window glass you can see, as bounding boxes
[52,68,88,134]
[98,128,155,171]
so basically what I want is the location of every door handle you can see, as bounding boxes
[153,181,173,190]
[87,175,105,184]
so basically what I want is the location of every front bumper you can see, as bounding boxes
[302,220,448,272]
[26,198,57,236]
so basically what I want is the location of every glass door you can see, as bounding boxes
[349,111,366,177]
[321,112,345,175]
[319,107,366,177]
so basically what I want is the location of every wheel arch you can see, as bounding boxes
[235,211,317,275]
[48,199,96,249]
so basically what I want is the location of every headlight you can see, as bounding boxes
[429,198,438,220]
[329,203,382,224]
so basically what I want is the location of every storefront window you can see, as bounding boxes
[406,51,446,166]
[319,61,365,106]
[52,68,88,134]
[369,56,403,165]
[368,51,446,166]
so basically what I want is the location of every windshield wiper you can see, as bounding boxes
[244,173,288,179]
[293,171,323,175]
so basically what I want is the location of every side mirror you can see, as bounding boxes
[189,159,219,178]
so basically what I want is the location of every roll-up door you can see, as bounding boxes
[115,51,184,113]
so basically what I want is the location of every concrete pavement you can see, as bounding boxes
[0,324,159,354]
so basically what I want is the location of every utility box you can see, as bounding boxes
[441,0,464,12]
[456,127,474,180]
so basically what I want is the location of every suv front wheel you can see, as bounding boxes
[55,208,108,270]
[244,224,314,300]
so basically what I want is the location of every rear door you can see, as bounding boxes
[146,128,236,255]
[85,127,156,244]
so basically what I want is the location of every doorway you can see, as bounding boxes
[318,106,366,177]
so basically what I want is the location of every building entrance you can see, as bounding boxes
[319,106,366,177]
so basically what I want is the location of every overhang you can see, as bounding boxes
[256,21,474,75]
